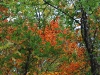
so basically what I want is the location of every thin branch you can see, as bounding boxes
[46,56,58,72]
[43,0,81,25]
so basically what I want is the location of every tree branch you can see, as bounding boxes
[43,0,81,25]
[23,48,32,75]
[46,57,58,72]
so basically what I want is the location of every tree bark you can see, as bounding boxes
[23,48,31,75]
[80,7,99,75]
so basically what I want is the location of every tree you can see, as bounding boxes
[0,0,100,75]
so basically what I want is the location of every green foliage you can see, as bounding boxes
[0,40,14,50]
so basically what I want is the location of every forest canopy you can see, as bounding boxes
[0,0,100,75]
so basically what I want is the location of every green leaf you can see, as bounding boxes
[60,56,69,62]
[0,41,14,50]
[96,57,100,63]
[13,54,21,59]
[4,55,12,61]
[72,52,77,60]
[0,70,2,74]
[19,49,26,54]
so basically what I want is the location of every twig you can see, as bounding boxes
[46,56,58,72]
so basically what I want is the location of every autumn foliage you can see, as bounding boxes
[0,4,92,75]
[29,17,89,75]
[38,17,60,46]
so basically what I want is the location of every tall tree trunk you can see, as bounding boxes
[80,7,99,75]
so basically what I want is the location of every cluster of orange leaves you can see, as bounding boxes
[0,26,17,40]
[65,40,85,57]
[58,39,89,75]
[0,5,8,15]
[38,17,60,46]
[0,5,9,23]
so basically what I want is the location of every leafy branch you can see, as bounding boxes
[43,0,81,25]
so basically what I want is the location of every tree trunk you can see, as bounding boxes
[80,7,99,75]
